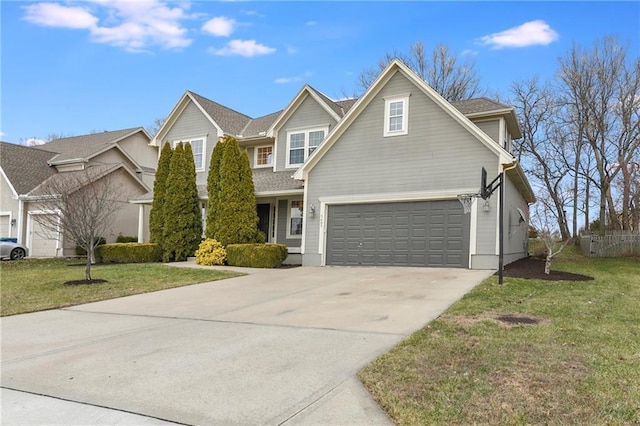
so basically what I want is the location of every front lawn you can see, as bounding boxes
[360,250,640,425]
[0,258,243,316]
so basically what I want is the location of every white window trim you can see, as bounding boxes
[254,145,274,169]
[286,199,304,239]
[285,126,329,169]
[383,94,410,137]
[173,136,207,172]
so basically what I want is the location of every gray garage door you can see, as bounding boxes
[326,200,469,268]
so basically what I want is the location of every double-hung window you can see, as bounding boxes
[174,137,206,171]
[383,94,410,137]
[286,127,328,168]
[287,200,304,238]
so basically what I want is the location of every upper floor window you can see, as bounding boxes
[383,95,410,137]
[286,127,328,168]
[174,137,205,171]
[255,145,273,168]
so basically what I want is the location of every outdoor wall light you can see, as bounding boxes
[10,219,16,226]
[309,204,316,217]
[483,200,491,212]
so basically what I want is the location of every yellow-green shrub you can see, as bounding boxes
[195,239,226,266]
[226,243,288,268]
[95,243,162,263]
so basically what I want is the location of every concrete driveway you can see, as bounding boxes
[1,265,492,425]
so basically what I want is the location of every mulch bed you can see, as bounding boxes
[64,279,109,286]
[500,257,594,281]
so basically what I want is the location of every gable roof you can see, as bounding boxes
[27,163,148,198]
[188,91,252,136]
[295,60,510,172]
[0,142,58,195]
[267,85,344,137]
[293,59,534,202]
[42,127,149,165]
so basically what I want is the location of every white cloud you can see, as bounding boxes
[286,45,298,54]
[23,0,192,52]
[23,3,97,29]
[202,16,235,37]
[274,71,312,84]
[0,131,5,138]
[306,20,317,26]
[480,20,559,49]
[208,39,275,57]
[461,49,478,57]
[24,138,48,147]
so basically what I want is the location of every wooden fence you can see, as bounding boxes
[580,233,640,257]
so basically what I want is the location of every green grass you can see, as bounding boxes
[0,258,243,316]
[360,248,640,425]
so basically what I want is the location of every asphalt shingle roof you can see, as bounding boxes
[189,91,252,136]
[0,142,58,195]
[240,110,283,137]
[451,97,511,115]
[41,127,143,164]
[307,86,347,118]
[252,168,303,193]
[28,164,119,196]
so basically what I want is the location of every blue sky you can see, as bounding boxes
[2,1,639,144]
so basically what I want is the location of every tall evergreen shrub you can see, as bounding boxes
[205,139,225,239]
[215,136,259,246]
[149,142,172,246]
[162,142,203,261]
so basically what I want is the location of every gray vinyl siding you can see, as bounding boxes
[503,173,530,264]
[117,133,158,170]
[164,101,220,186]
[303,71,502,266]
[276,96,338,172]
[276,199,302,249]
[0,175,18,239]
[474,119,500,144]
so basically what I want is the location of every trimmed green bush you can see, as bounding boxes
[116,235,138,243]
[195,239,226,266]
[226,243,288,268]
[95,243,162,264]
[205,140,224,239]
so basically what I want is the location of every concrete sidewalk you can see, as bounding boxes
[2,265,492,425]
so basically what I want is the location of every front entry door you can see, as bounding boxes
[257,204,270,241]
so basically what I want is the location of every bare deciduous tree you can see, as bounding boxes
[530,197,572,274]
[356,42,484,101]
[559,37,640,233]
[511,77,571,240]
[31,166,131,281]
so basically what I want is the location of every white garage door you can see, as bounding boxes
[28,214,60,257]
[0,215,11,238]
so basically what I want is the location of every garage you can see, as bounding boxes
[28,214,60,257]
[326,200,470,267]
[0,214,11,237]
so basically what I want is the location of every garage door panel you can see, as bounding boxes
[327,200,469,268]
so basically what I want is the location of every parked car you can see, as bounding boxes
[0,240,28,260]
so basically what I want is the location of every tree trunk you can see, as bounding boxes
[545,255,551,274]
[86,246,93,281]
[585,178,590,232]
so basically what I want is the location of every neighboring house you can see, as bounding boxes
[143,59,535,268]
[0,127,157,257]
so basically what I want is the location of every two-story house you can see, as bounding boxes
[142,59,535,268]
[0,128,157,257]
